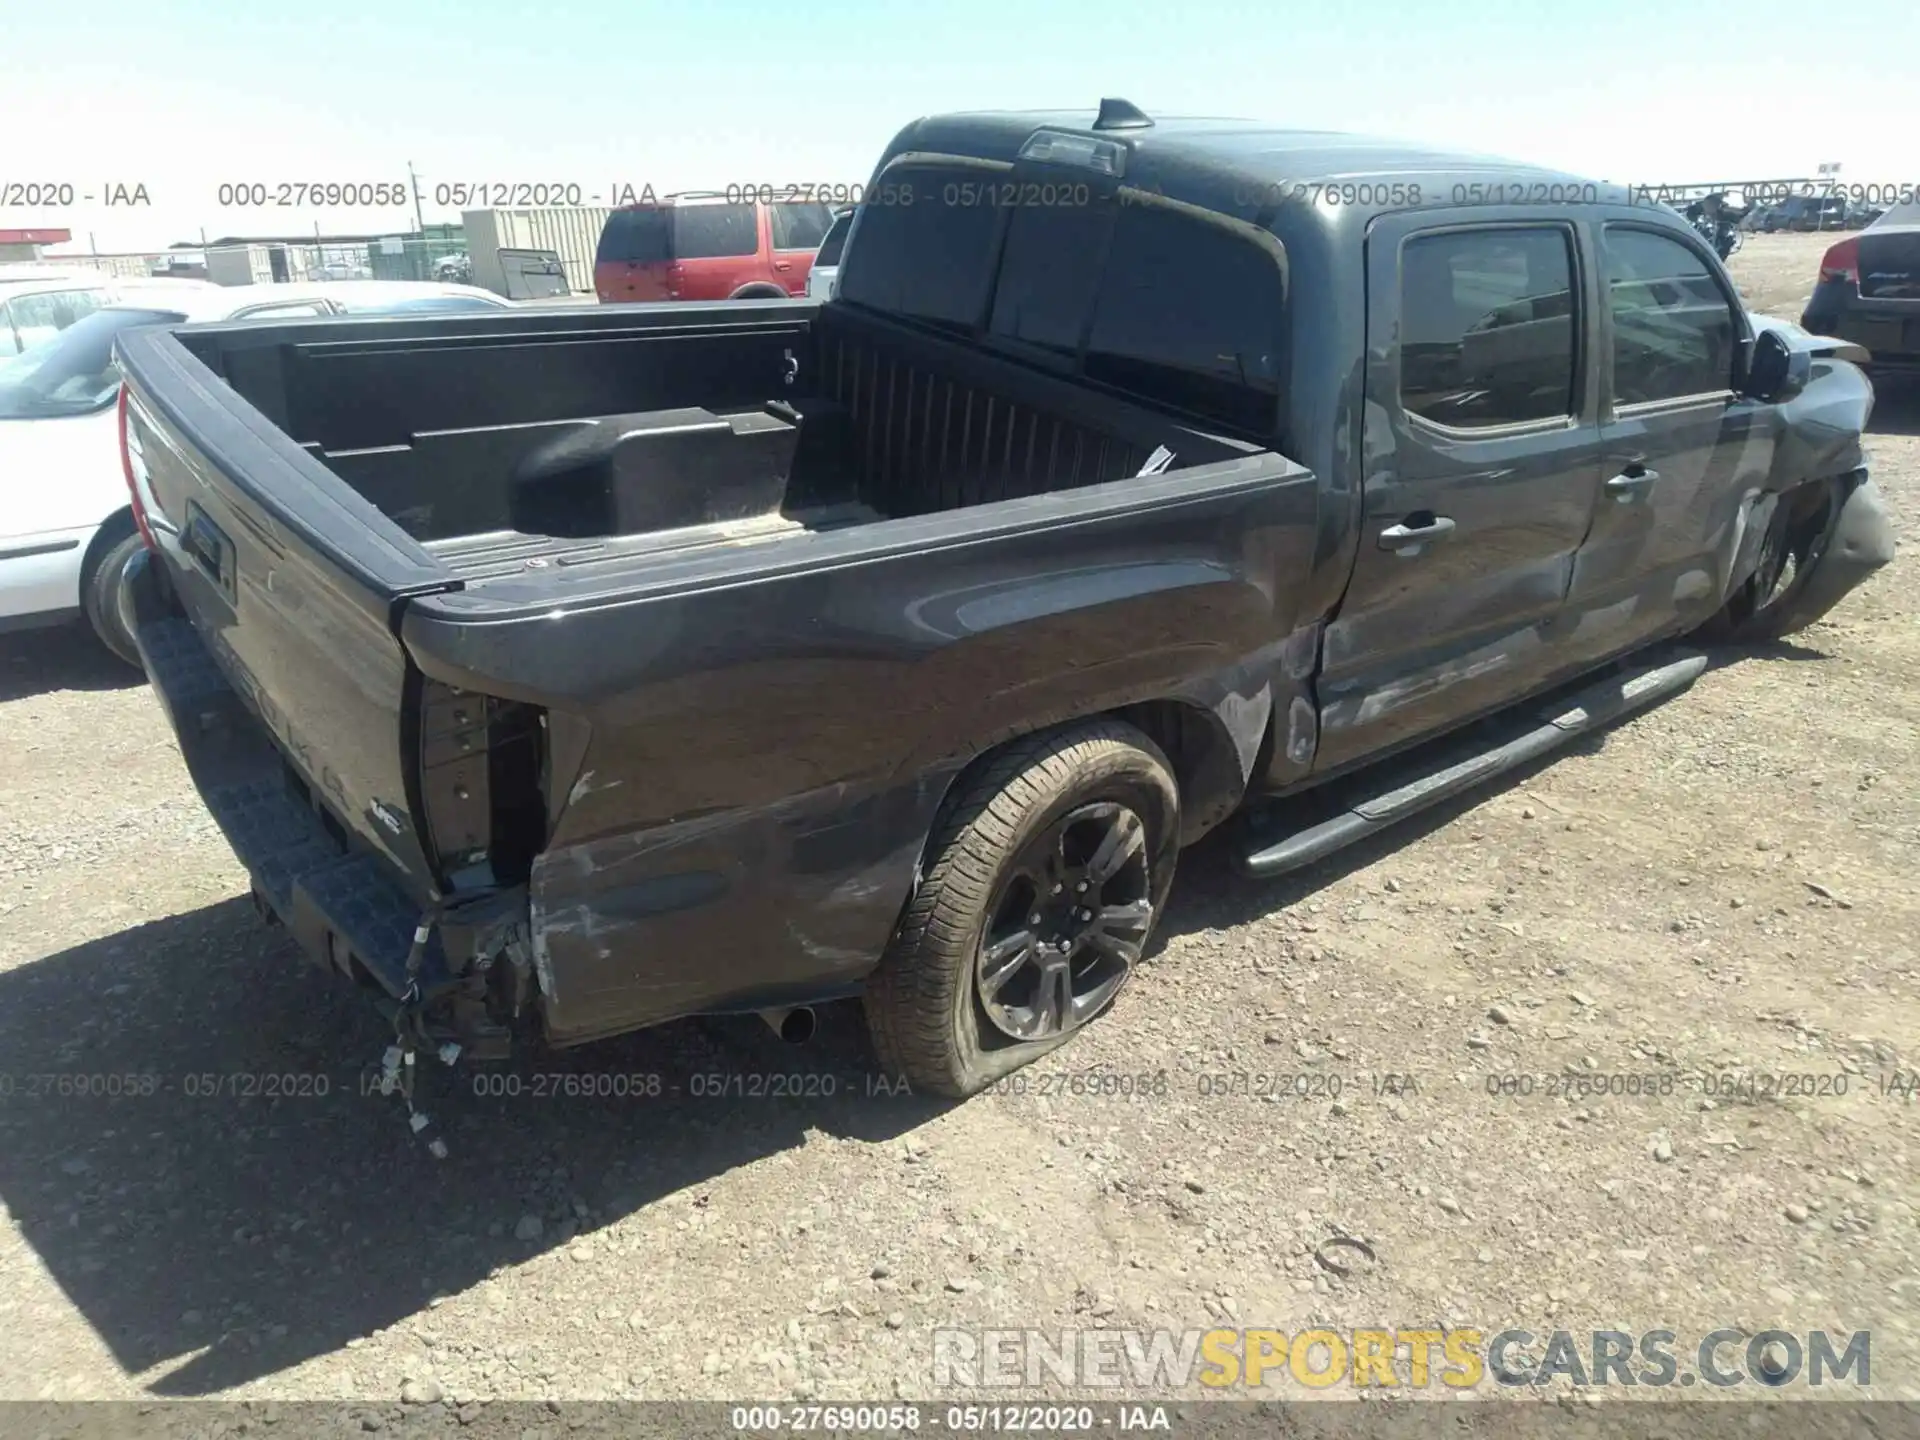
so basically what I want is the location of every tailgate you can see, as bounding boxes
[117,321,462,900]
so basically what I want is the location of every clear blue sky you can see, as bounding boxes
[7,0,1914,252]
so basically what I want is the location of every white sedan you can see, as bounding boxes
[0,279,514,665]
[0,268,216,358]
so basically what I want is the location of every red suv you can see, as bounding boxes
[593,194,836,303]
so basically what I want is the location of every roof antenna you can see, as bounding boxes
[1093,98,1153,131]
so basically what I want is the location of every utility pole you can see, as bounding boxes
[408,161,427,235]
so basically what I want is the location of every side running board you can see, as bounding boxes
[1239,651,1709,879]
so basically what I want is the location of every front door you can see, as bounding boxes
[1315,212,1608,773]
[1561,220,1769,664]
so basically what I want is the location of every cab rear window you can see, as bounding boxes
[834,165,1002,331]
[838,160,1287,437]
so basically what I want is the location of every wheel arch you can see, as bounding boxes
[78,505,138,589]
[909,692,1267,880]
[1110,697,1264,845]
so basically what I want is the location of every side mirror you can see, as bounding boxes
[1745,327,1810,403]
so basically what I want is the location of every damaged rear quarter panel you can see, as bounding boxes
[402,467,1318,1044]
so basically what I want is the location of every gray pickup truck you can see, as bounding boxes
[114,99,1893,1102]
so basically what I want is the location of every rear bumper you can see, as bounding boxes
[1802,296,1920,369]
[118,547,449,1001]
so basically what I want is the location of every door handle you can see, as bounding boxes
[1605,465,1659,502]
[773,261,793,271]
[1378,514,1457,555]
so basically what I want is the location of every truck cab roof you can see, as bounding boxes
[878,102,1634,218]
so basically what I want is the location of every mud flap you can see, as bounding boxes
[1769,475,1897,635]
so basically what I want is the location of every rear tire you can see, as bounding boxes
[1695,480,1836,645]
[729,283,788,300]
[81,527,145,669]
[863,719,1180,1099]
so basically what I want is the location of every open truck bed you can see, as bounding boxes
[116,296,1319,1053]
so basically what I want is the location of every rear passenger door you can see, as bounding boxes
[1317,214,1607,772]
[671,202,763,298]
[1562,222,1759,664]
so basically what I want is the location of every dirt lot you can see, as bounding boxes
[1,230,1915,1420]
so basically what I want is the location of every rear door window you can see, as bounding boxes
[597,207,671,266]
[1398,226,1579,428]
[770,201,834,251]
[671,204,760,259]
[1601,226,1737,405]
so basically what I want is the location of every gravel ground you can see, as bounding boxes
[1,231,1915,1421]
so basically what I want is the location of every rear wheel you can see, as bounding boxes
[863,719,1180,1098]
[728,283,788,300]
[81,525,145,669]
[1696,480,1836,645]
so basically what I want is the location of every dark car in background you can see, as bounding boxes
[1803,203,1920,374]
[1755,194,1850,232]
[593,193,835,303]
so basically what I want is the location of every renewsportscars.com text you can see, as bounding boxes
[932,1327,1870,1390]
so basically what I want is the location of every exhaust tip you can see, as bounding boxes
[760,1006,817,1044]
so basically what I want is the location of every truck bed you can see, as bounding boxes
[151,299,1255,595]
[116,296,1319,1045]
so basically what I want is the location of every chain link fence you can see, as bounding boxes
[51,236,479,287]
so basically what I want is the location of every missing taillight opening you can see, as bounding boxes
[415,675,547,891]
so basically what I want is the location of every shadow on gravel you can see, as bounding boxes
[1162,615,1854,945]
[1160,721,1618,944]
[1867,377,1920,437]
[1728,637,1836,666]
[0,615,1861,1395]
[0,624,145,701]
[0,897,938,1396]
